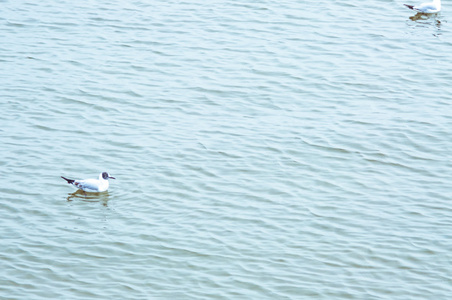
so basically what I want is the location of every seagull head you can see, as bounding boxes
[101,172,116,180]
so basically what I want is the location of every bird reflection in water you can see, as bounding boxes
[409,11,441,23]
[407,12,442,36]
[67,190,110,206]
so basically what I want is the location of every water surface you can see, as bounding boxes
[1,0,452,299]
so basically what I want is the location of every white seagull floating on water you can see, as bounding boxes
[404,0,441,13]
[62,172,115,193]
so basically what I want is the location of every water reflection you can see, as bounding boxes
[66,190,110,206]
[407,12,442,35]
[409,12,440,23]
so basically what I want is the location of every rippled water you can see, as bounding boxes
[1,0,452,299]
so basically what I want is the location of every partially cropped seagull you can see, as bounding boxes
[404,0,441,13]
[61,172,115,192]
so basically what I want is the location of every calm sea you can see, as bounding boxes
[1,0,452,299]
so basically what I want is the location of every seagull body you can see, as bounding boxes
[61,172,115,192]
[404,0,441,13]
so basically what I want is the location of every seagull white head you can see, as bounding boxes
[101,172,116,180]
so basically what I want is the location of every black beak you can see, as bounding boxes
[109,176,116,179]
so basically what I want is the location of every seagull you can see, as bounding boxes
[404,0,441,13]
[61,172,115,193]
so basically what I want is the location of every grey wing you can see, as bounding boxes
[75,179,99,191]
[416,3,437,11]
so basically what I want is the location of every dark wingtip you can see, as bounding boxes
[61,176,75,184]
[404,4,415,10]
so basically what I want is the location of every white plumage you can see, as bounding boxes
[404,0,441,13]
[62,172,115,192]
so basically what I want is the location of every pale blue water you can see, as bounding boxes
[1,0,452,299]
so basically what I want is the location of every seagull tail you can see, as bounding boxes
[404,4,415,10]
[61,176,75,184]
